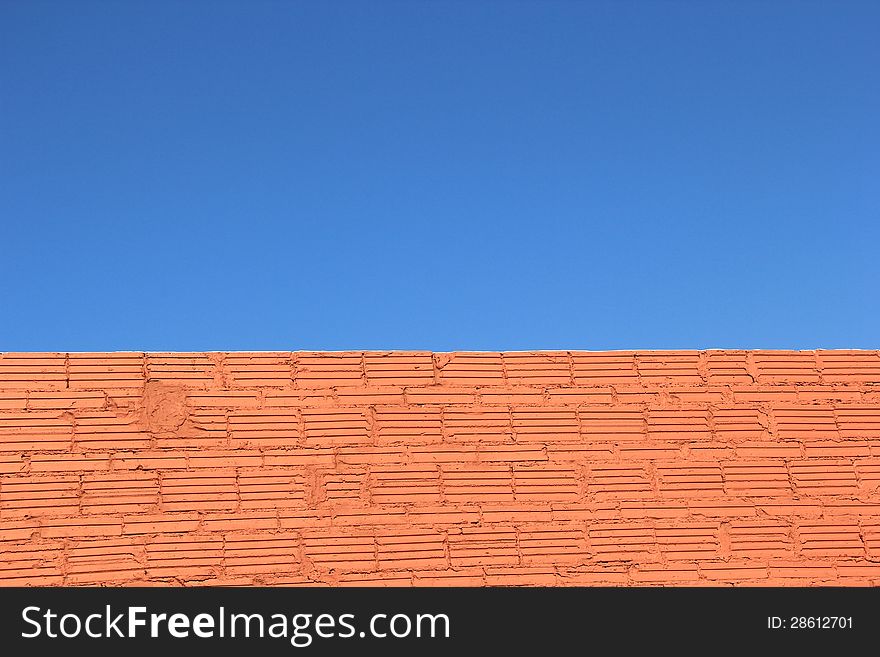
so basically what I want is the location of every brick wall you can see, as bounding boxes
[2,350,880,586]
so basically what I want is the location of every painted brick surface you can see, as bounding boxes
[1,350,880,586]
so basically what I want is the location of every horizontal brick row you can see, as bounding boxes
[2,351,880,391]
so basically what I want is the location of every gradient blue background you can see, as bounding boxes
[2,0,878,351]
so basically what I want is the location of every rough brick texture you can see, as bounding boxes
[2,350,880,586]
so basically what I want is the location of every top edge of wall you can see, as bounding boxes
[2,348,879,355]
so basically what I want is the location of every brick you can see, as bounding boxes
[1,474,80,516]
[376,529,447,570]
[519,525,588,564]
[66,537,146,584]
[68,353,144,390]
[263,448,334,467]
[667,386,729,403]
[110,450,189,470]
[157,410,227,448]
[797,520,864,557]
[337,446,404,466]
[322,469,366,505]
[187,390,261,409]
[146,534,224,579]
[238,468,307,509]
[407,505,480,526]
[503,353,571,386]
[0,391,28,410]
[547,443,615,462]
[655,522,719,560]
[512,407,579,442]
[735,441,803,458]
[278,510,331,530]
[413,568,485,586]
[0,354,66,389]
[754,351,820,383]
[480,504,552,523]
[619,444,683,460]
[796,386,863,403]
[448,526,518,568]
[836,406,880,439]
[444,407,512,442]
[636,352,703,384]
[755,498,822,518]
[0,453,26,474]
[442,464,514,502]
[404,386,477,405]
[480,386,546,405]
[571,352,638,385]
[370,466,441,505]
[295,352,364,388]
[82,471,159,514]
[612,387,662,404]
[484,567,557,586]
[477,444,547,462]
[818,350,880,383]
[768,560,837,580]
[648,409,711,441]
[619,501,689,519]
[146,353,215,386]
[75,412,150,450]
[706,351,752,383]
[0,518,40,542]
[27,391,106,410]
[729,520,793,558]
[374,406,442,444]
[558,565,629,585]
[590,523,656,562]
[229,411,301,447]
[328,507,408,526]
[551,502,618,521]
[579,407,644,441]
[0,411,73,451]
[732,386,799,403]
[803,440,870,458]
[160,469,238,511]
[264,390,335,408]
[722,461,792,497]
[31,453,109,472]
[123,513,201,535]
[338,572,410,586]
[436,352,504,385]
[363,352,434,386]
[773,406,838,440]
[224,532,301,575]
[42,516,123,538]
[629,563,700,583]
[688,499,758,518]
[223,353,292,387]
[547,387,615,405]
[409,445,479,464]
[2,349,880,587]
[713,407,767,441]
[790,459,859,496]
[336,385,406,405]
[699,561,769,581]
[301,530,377,571]
[302,408,370,445]
[587,465,653,500]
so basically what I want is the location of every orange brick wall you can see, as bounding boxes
[2,350,880,586]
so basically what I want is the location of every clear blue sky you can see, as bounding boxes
[1,1,878,351]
